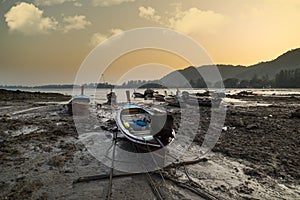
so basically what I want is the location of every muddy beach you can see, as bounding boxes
[0,89,299,199]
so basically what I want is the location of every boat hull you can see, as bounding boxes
[116,104,175,148]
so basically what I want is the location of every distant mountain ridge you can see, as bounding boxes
[237,48,300,79]
[160,48,300,87]
[2,48,299,89]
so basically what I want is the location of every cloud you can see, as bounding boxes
[90,33,108,47]
[35,0,82,7]
[5,3,92,35]
[34,0,135,7]
[110,28,123,35]
[34,0,75,6]
[90,28,123,47]
[168,8,228,35]
[4,2,58,35]
[62,15,91,33]
[138,5,228,36]
[138,6,161,22]
[92,0,135,7]
[74,2,82,7]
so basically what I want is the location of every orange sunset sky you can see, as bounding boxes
[0,0,300,85]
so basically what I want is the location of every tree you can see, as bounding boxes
[224,78,239,88]
[294,69,300,87]
[238,80,250,88]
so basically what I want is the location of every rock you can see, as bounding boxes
[246,124,258,130]
[239,119,245,127]
[243,168,262,178]
[214,184,228,192]
[62,167,74,173]
[233,119,246,127]
[234,167,239,172]
[291,109,300,118]
[235,183,254,194]
[4,113,11,118]
[16,175,25,181]
[47,155,66,167]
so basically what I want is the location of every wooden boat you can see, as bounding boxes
[70,95,90,115]
[153,93,165,102]
[164,96,185,107]
[143,88,154,99]
[116,104,175,148]
[133,92,144,99]
[195,91,210,97]
[73,86,90,104]
[72,95,90,104]
[181,91,212,107]
[184,96,212,107]
[67,86,90,115]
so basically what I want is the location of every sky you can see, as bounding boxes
[0,0,300,86]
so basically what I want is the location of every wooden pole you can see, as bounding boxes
[81,85,84,95]
[126,90,131,103]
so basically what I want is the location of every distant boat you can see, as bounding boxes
[182,91,212,107]
[68,86,90,115]
[143,88,154,99]
[195,91,210,97]
[164,95,184,107]
[237,90,253,96]
[183,96,212,107]
[133,89,155,100]
[133,92,144,99]
[73,86,90,103]
[153,93,165,102]
[116,104,175,148]
[72,95,90,104]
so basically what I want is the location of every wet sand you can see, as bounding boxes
[0,89,299,199]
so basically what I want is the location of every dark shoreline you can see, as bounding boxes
[0,89,71,102]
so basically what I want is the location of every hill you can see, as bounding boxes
[236,48,300,79]
[160,48,300,87]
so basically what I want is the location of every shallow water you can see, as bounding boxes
[223,98,272,107]
[8,125,40,137]
[12,106,46,115]
[5,88,300,103]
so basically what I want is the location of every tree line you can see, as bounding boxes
[2,68,299,89]
[205,68,300,88]
[166,67,300,88]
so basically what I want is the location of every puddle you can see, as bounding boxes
[0,106,13,110]
[224,98,272,107]
[36,101,70,105]
[12,106,46,115]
